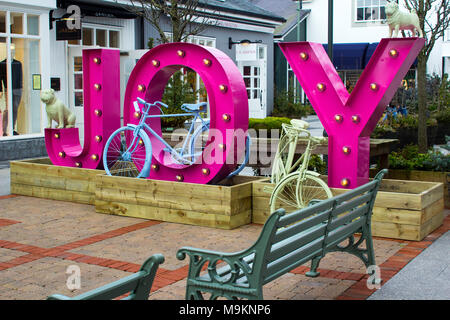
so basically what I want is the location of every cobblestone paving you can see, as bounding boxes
[0,195,448,300]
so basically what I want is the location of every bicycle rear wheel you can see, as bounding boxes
[269,172,332,214]
[103,126,152,178]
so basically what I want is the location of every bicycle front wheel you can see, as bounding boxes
[269,172,332,214]
[103,126,152,178]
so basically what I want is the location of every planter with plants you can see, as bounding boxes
[371,143,449,208]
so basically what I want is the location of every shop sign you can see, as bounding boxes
[236,44,258,61]
[56,20,81,41]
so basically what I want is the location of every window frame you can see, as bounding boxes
[67,23,122,49]
[0,9,43,138]
[355,0,387,23]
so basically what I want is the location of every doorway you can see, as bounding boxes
[238,44,267,119]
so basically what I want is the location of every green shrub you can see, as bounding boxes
[308,155,327,175]
[272,89,313,118]
[422,152,449,172]
[434,108,450,125]
[249,117,292,133]
[388,144,449,172]
[161,70,198,130]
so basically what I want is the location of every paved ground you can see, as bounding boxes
[368,230,450,300]
[0,159,449,300]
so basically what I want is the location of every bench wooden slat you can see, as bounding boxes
[277,198,335,227]
[268,224,326,263]
[328,203,370,230]
[331,192,372,217]
[333,180,378,203]
[69,272,147,300]
[325,218,366,248]
[273,210,331,243]
[264,238,323,283]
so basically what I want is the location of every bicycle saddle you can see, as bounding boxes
[290,119,309,129]
[181,102,207,113]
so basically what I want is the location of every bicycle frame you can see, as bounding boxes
[132,101,208,165]
[271,124,315,183]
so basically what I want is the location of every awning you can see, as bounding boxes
[364,42,417,68]
[322,43,369,70]
[57,0,136,19]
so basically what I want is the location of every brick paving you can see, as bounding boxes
[0,195,448,300]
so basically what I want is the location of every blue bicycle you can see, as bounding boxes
[103,97,250,179]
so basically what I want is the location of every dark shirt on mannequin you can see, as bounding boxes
[0,59,23,91]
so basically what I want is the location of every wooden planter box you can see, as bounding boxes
[252,177,444,241]
[10,158,104,205]
[95,175,263,230]
[370,169,449,209]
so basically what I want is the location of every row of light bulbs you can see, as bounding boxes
[54,56,105,168]
[299,48,399,187]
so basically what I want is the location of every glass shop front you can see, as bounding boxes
[0,10,44,138]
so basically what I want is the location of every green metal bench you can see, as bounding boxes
[46,254,164,300]
[177,170,387,300]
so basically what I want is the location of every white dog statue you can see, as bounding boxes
[385,0,423,38]
[40,88,76,129]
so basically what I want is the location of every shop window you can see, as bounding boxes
[69,27,121,48]
[27,15,39,36]
[96,29,106,47]
[109,30,119,48]
[0,37,6,136]
[73,56,82,72]
[0,12,5,33]
[0,38,42,136]
[82,28,93,46]
[0,11,43,139]
[356,0,386,22]
[10,12,23,34]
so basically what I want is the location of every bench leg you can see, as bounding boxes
[365,231,376,268]
[305,257,321,278]
[185,286,205,300]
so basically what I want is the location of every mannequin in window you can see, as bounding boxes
[0,45,23,136]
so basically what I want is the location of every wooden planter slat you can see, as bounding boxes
[370,169,449,209]
[95,200,252,229]
[95,174,261,230]
[252,177,444,241]
[95,186,251,216]
[10,158,102,205]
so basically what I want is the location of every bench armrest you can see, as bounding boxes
[177,246,256,286]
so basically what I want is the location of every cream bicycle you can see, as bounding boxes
[268,119,333,213]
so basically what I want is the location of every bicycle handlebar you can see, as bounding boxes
[136,97,168,109]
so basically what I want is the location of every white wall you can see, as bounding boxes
[302,0,445,76]
[0,0,56,9]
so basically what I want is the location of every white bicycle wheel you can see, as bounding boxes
[269,172,332,214]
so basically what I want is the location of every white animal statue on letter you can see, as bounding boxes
[385,0,423,38]
[41,88,76,129]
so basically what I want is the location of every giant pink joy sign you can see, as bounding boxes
[45,39,424,188]
[279,37,425,188]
